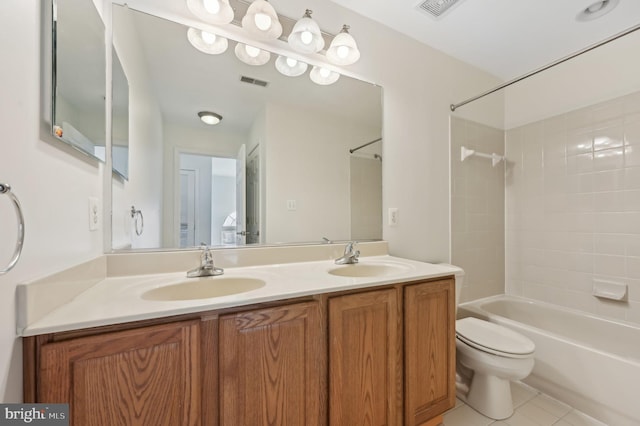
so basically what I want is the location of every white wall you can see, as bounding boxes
[0,0,105,402]
[0,0,503,403]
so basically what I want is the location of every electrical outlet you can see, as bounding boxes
[287,200,297,211]
[89,197,99,231]
[388,208,399,226]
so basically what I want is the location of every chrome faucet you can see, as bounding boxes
[187,245,224,278]
[335,241,360,265]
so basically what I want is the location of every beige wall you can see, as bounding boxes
[505,30,640,130]
[450,117,505,303]
[506,90,640,324]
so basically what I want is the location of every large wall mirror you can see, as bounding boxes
[50,0,106,162]
[111,4,383,251]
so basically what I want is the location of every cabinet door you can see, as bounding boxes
[329,289,401,426]
[219,301,324,426]
[404,279,456,426]
[39,320,201,426]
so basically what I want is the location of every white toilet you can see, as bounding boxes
[454,273,535,420]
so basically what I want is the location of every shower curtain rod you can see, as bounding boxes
[450,23,640,112]
[350,137,382,154]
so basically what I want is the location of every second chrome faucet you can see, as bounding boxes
[187,245,224,278]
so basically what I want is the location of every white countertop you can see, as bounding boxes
[18,255,461,337]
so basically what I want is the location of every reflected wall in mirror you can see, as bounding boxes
[112,50,129,179]
[51,0,106,161]
[111,5,382,251]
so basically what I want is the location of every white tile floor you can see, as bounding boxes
[443,382,607,426]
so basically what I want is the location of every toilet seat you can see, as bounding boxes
[456,317,535,358]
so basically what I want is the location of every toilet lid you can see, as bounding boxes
[456,317,535,358]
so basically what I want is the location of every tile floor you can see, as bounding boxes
[443,382,607,426]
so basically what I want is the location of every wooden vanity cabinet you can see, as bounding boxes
[404,279,456,426]
[218,301,325,426]
[25,277,454,426]
[328,278,455,426]
[37,320,204,426]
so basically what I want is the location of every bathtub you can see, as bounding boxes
[457,295,640,426]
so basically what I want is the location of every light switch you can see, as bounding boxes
[287,200,297,211]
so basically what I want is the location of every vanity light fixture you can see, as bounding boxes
[288,10,325,54]
[326,25,360,66]
[309,66,340,85]
[198,111,223,125]
[242,0,282,40]
[234,42,271,66]
[275,55,308,77]
[186,0,234,25]
[187,28,228,54]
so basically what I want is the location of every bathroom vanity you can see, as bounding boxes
[20,245,458,426]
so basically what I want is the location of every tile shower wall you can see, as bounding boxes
[451,117,505,303]
[506,90,640,324]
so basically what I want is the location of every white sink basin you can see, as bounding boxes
[328,263,410,278]
[141,277,265,301]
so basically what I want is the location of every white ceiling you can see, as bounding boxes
[328,0,640,80]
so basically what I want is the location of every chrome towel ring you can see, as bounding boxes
[0,183,25,275]
[131,206,144,236]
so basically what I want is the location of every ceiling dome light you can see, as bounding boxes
[326,25,360,66]
[288,10,325,54]
[576,0,619,21]
[187,0,234,25]
[242,0,282,40]
[275,55,308,77]
[198,111,222,125]
[234,43,271,66]
[310,66,340,85]
[187,28,228,55]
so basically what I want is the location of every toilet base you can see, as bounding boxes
[464,372,514,420]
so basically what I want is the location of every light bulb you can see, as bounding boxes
[203,0,221,14]
[286,58,298,67]
[300,31,313,45]
[254,13,272,31]
[336,45,349,59]
[245,45,261,58]
[319,68,331,78]
[201,31,217,45]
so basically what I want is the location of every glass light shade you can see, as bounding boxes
[288,10,325,54]
[275,56,308,77]
[241,0,282,40]
[187,0,234,25]
[198,111,222,125]
[326,25,360,66]
[234,43,271,66]
[310,66,340,85]
[187,28,228,55]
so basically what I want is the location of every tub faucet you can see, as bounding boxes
[335,241,360,265]
[187,245,224,278]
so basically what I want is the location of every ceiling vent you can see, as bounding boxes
[417,0,466,19]
[240,76,269,87]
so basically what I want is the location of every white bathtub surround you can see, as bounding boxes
[444,381,606,426]
[505,90,640,325]
[458,294,640,426]
[451,117,506,303]
[16,242,462,336]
